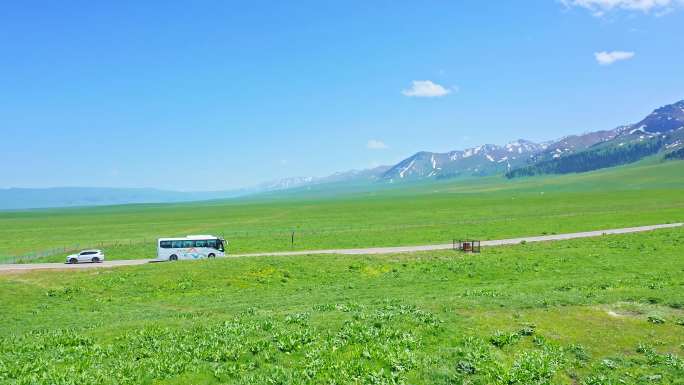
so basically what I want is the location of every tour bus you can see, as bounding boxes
[156,235,227,261]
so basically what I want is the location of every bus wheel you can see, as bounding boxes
[91,257,100,263]
[170,255,178,261]
[69,258,78,264]
[208,253,215,259]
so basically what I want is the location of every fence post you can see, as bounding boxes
[291,231,295,248]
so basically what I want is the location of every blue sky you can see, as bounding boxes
[1,1,683,190]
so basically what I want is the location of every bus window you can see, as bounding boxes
[160,241,172,248]
[182,240,194,248]
[195,240,207,248]
[172,240,184,248]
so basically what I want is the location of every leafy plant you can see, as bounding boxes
[490,331,521,348]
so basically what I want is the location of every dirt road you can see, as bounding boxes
[1,223,680,272]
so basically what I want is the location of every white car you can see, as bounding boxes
[66,250,105,264]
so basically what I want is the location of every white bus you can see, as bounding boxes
[156,235,227,261]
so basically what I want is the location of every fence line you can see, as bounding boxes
[0,239,156,264]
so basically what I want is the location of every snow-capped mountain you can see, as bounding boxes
[266,99,684,186]
[530,129,621,162]
[381,99,684,181]
[255,176,317,191]
[255,166,391,192]
[527,101,684,164]
[381,140,545,181]
[506,101,684,177]
[632,100,684,134]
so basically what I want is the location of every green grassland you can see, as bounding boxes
[1,228,683,384]
[1,159,683,263]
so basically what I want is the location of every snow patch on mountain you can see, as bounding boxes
[399,160,415,179]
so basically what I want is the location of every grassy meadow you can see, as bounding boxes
[1,159,683,263]
[1,228,683,384]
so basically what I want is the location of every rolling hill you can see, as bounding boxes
[0,187,254,211]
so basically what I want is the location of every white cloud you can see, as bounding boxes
[367,139,388,150]
[402,80,452,98]
[594,50,635,65]
[561,0,681,16]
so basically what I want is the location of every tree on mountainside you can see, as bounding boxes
[664,147,684,161]
[506,138,666,178]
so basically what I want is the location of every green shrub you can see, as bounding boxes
[490,331,521,348]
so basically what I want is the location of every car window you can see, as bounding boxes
[80,251,96,255]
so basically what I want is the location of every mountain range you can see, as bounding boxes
[380,100,684,181]
[275,99,683,184]
[2,100,683,210]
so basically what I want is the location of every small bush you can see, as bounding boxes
[505,350,562,384]
[490,331,520,348]
[567,344,590,363]
[601,358,618,369]
[455,360,476,374]
[519,325,536,336]
[284,312,310,325]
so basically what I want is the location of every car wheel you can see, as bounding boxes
[208,253,215,259]
[91,257,100,263]
[69,258,78,264]
[170,254,178,261]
